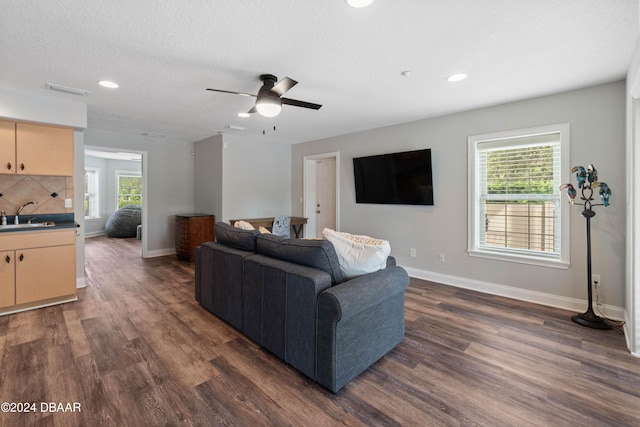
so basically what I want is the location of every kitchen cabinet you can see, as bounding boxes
[0,250,15,309]
[0,120,15,175]
[0,119,74,176]
[0,229,76,314]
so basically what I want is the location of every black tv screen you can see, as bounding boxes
[353,148,434,205]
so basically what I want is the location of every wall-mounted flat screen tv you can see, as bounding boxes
[353,148,434,205]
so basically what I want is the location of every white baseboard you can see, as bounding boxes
[76,276,86,289]
[85,231,106,238]
[402,266,625,321]
[145,248,176,258]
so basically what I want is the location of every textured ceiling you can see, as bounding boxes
[0,1,638,144]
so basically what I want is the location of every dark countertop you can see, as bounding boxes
[0,213,78,233]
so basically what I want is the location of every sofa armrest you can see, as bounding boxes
[318,265,408,322]
[316,265,409,392]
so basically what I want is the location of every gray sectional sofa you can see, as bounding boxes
[194,222,409,392]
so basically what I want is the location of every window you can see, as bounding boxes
[84,168,100,219]
[468,124,570,268]
[116,171,142,209]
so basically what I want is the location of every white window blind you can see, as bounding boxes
[468,124,570,268]
[84,168,99,219]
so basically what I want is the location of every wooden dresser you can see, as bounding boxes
[175,214,214,262]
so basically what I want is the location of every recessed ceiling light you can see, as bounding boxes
[447,73,468,82]
[238,112,250,118]
[345,0,374,8]
[98,80,119,89]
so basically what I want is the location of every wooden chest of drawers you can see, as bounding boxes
[175,214,214,262]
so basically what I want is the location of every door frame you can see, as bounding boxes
[303,152,340,238]
[84,145,149,258]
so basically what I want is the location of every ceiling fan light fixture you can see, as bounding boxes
[255,94,282,117]
[345,0,374,7]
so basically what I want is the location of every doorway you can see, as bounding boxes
[84,147,148,258]
[303,152,340,238]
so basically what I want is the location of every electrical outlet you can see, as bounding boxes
[592,274,601,287]
[410,248,416,257]
[438,253,445,263]
[64,198,72,208]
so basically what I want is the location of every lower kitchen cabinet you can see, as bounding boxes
[0,250,15,308]
[16,244,76,305]
[0,229,76,314]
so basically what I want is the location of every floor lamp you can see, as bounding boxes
[560,164,611,330]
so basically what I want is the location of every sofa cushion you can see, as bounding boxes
[215,222,259,252]
[256,233,344,285]
[322,228,391,279]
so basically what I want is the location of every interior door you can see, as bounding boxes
[316,158,336,235]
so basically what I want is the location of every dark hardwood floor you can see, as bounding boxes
[1,235,639,426]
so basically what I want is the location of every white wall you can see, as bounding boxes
[194,134,223,221]
[194,134,291,224]
[0,88,86,129]
[626,33,640,355]
[221,135,291,222]
[84,129,194,256]
[292,81,626,315]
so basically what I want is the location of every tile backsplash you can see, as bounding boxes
[0,175,74,215]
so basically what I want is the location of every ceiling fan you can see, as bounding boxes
[206,74,322,118]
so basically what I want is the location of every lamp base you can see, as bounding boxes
[571,310,612,330]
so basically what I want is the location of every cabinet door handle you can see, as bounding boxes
[19,253,24,262]
[20,163,25,171]
[5,255,9,263]
[6,162,11,170]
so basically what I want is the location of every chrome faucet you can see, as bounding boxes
[15,200,38,224]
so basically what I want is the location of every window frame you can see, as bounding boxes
[115,170,142,209]
[467,123,571,269]
[84,167,100,220]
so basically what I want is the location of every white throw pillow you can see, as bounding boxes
[322,228,391,279]
[234,220,255,230]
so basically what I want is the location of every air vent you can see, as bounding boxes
[45,83,90,96]
[141,132,165,138]
[224,125,247,131]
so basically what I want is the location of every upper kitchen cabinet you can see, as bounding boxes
[0,120,16,175]
[16,122,74,176]
[0,120,74,176]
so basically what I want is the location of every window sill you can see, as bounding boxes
[467,249,569,269]
[84,217,102,222]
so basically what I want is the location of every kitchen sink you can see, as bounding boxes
[0,221,56,230]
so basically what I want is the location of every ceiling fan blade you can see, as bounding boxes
[271,77,298,96]
[247,105,257,114]
[281,97,322,110]
[206,88,257,97]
